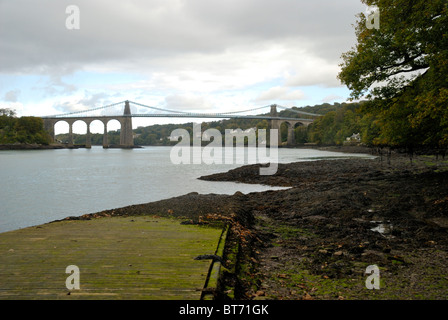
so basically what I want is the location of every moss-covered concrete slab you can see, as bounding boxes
[0,215,223,300]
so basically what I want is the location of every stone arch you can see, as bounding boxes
[53,120,69,143]
[72,120,89,147]
[72,119,88,134]
[89,119,105,134]
[86,119,104,147]
[293,121,308,144]
[102,118,121,148]
[279,121,291,145]
[275,120,296,146]
[293,121,304,128]
[54,119,77,146]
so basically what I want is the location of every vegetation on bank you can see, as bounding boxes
[0,108,51,145]
[338,0,448,153]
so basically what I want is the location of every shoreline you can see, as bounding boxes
[0,143,68,150]
[199,151,448,299]
[0,142,373,151]
[0,143,142,150]
[2,145,448,299]
[54,145,448,300]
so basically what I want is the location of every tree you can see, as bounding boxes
[15,117,43,135]
[14,117,51,144]
[338,0,448,149]
[0,109,16,132]
[0,108,17,117]
[294,125,308,144]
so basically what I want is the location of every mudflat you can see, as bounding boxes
[200,149,448,300]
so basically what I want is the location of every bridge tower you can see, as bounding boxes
[119,100,134,148]
[269,104,283,146]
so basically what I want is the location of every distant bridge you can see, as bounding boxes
[42,100,321,148]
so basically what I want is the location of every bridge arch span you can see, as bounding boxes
[53,120,69,144]
[271,119,310,146]
[44,116,134,148]
[72,119,88,132]
[103,118,121,148]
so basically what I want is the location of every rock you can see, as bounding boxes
[303,293,313,300]
[255,290,265,297]
[361,250,386,263]
[304,215,328,221]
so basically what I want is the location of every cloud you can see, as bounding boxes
[283,53,343,88]
[77,92,114,108]
[44,76,77,96]
[0,0,366,116]
[256,86,305,102]
[3,89,21,102]
[164,94,214,111]
[321,94,344,103]
[51,91,117,115]
[0,0,364,74]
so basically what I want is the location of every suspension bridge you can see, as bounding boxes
[42,100,321,148]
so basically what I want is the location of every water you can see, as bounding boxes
[0,146,374,233]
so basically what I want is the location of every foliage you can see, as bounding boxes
[0,109,51,145]
[338,0,448,149]
[305,102,380,146]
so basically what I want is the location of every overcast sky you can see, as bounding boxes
[0,0,366,131]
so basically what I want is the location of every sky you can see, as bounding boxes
[0,0,367,133]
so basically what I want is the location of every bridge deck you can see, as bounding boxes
[43,114,313,122]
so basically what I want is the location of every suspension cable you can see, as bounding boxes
[128,101,190,114]
[45,101,127,118]
[44,100,322,118]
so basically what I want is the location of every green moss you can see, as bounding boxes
[0,215,223,300]
[268,222,317,242]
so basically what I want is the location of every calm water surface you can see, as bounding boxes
[0,146,375,233]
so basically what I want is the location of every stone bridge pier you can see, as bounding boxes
[269,104,313,146]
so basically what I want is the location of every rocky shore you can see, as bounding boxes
[203,149,448,300]
[0,143,142,150]
[62,146,448,300]
[0,143,68,150]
